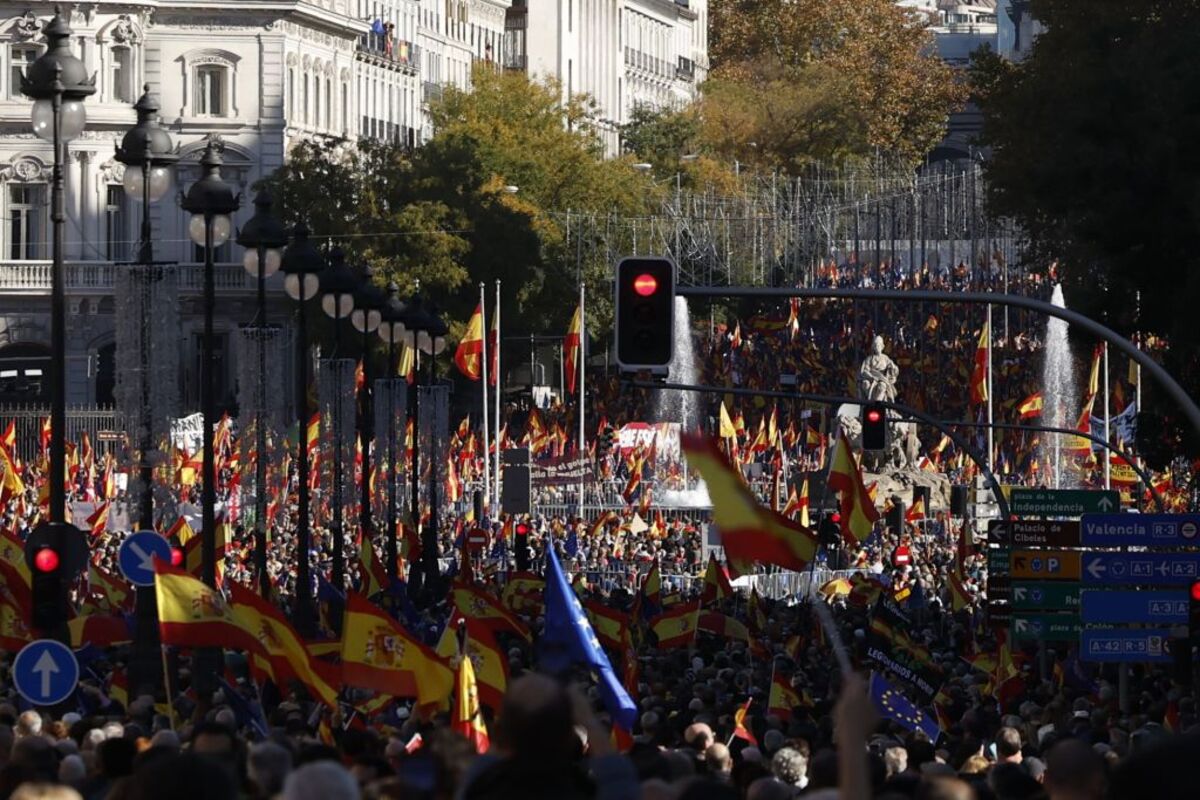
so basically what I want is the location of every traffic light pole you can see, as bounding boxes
[627,379,1013,521]
[675,286,1200,445]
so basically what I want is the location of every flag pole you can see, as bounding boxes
[1103,343,1110,490]
[986,304,993,470]
[578,282,586,521]
[494,280,502,512]
[479,282,491,510]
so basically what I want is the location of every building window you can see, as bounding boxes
[111,46,134,103]
[325,78,332,129]
[105,185,129,261]
[194,65,227,116]
[9,184,46,260]
[287,67,295,119]
[303,74,310,124]
[10,46,40,100]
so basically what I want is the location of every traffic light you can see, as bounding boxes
[514,520,531,571]
[886,501,905,535]
[615,256,675,372]
[1189,580,1200,640]
[862,402,887,451]
[29,538,67,635]
[597,426,616,459]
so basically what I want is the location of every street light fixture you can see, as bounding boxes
[21,10,95,529]
[376,284,407,584]
[351,268,387,555]
[280,223,325,634]
[236,189,289,598]
[180,137,240,590]
[115,85,178,532]
[319,248,357,593]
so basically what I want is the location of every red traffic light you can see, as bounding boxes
[633,273,658,297]
[866,409,883,423]
[515,522,530,536]
[1190,581,1200,602]
[171,547,184,567]
[33,547,60,573]
[831,513,841,524]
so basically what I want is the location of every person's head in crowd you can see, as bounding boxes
[248,741,293,798]
[771,746,808,789]
[995,727,1023,764]
[746,776,794,800]
[914,775,977,800]
[988,761,1043,800]
[885,745,908,778]
[705,743,732,777]
[9,785,83,800]
[490,674,575,762]
[684,722,714,753]
[127,752,237,800]
[15,712,42,739]
[1043,738,1105,800]
[282,760,361,800]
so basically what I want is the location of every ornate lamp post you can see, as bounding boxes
[319,248,357,592]
[375,284,407,583]
[21,10,94,526]
[280,224,325,633]
[236,190,288,598]
[115,85,177,530]
[350,270,386,553]
[180,137,240,589]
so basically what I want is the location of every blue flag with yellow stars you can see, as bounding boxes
[870,672,940,741]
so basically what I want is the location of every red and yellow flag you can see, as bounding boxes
[768,671,802,721]
[454,303,485,380]
[564,304,582,394]
[450,582,532,641]
[970,320,989,405]
[732,698,757,745]
[681,435,818,572]
[436,617,508,711]
[341,592,452,711]
[828,430,880,546]
[452,637,490,753]
[700,553,732,606]
[154,561,250,650]
[1018,392,1043,419]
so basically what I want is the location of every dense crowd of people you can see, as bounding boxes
[0,268,1195,799]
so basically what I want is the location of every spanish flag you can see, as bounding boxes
[454,302,485,380]
[1018,392,1043,419]
[306,412,321,458]
[768,670,802,721]
[649,601,700,649]
[700,553,733,606]
[452,636,490,753]
[0,443,24,495]
[564,303,583,394]
[970,320,989,405]
[798,478,810,528]
[436,617,508,711]
[732,698,757,745]
[358,536,389,597]
[341,591,453,710]
[154,560,249,650]
[450,582,532,641]
[681,435,818,572]
[228,583,339,709]
[397,341,415,384]
[827,430,881,545]
[719,402,736,438]
[948,570,971,612]
[87,501,110,539]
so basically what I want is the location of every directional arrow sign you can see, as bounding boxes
[1009,549,1082,580]
[1081,553,1200,585]
[1080,590,1189,624]
[1080,513,1200,548]
[1009,488,1119,517]
[1081,629,1173,663]
[1011,581,1082,611]
[1011,613,1082,641]
[118,530,174,588]
[12,640,79,706]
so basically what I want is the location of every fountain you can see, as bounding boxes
[656,297,711,507]
[1041,284,1080,488]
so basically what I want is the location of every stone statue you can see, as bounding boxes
[859,335,899,403]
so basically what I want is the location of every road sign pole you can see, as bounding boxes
[130,586,161,700]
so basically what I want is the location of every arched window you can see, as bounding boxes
[177,49,240,119]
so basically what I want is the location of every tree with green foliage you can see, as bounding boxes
[706,0,964,169]
[263,67,658,338]
[972,0,1200,394]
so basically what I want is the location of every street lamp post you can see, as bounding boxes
[236,190,288,598]
[21,11,94,525]
[115,85,177,531]
[351,270,386,558]
[375,284,407,584]
[280,224,325,634]
[180,137,240,589]
[319,249,357,592]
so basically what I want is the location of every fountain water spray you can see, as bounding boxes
[655,297,710,507]
[1041,284,1080,488]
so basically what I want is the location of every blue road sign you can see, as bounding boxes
[12,640,79,706]
[118,530,173,588]
[1082,552,1200,585]
[1081,629,1173,663]
[1080,513,1200,547]
[1080,589,1189,624]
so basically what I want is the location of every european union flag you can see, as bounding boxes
[869,672,940,742]
[564,527,579,558]
[540,545,637,731]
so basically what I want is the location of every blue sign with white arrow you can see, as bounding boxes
[12,640,79,706]
[1080,589,1189,624]
[1080,513,1200,547]
[1082,552,1200,584]
[118,530,173,588]
[1081,629,1173,663]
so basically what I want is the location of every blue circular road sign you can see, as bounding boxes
[118,530,174,587]
[12,640,79,706]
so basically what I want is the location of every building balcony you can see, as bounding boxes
[0,261,267,295]
[357,35,420,72]
[676,57,695,81]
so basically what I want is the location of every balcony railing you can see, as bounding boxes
[358,34,419,69]
[0,261,261,293]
